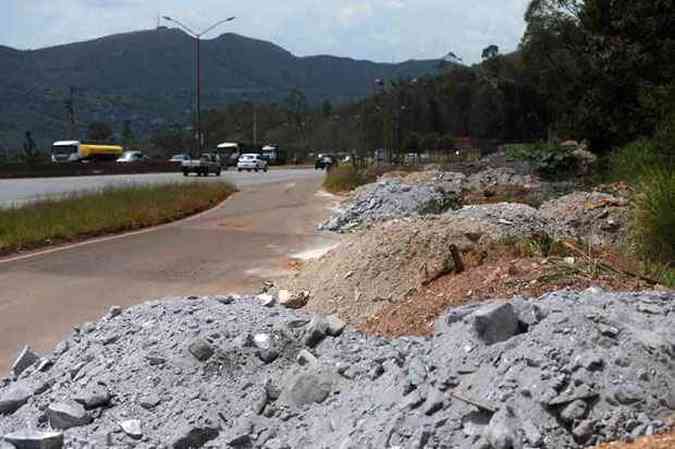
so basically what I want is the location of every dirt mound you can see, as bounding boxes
[288,204,554,324]
[1,291,673,449]
[541,191,629,246]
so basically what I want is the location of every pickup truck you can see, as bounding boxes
[181,153,222,177]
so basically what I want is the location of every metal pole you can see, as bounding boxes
[196,36,202,153]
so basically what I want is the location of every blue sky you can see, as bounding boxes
[1,0,531,63]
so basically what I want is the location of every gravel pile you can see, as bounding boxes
[1,290,674,449]
[320,180,460,232]
[540,192,629,246]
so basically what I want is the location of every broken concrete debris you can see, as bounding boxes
[0,290,672,448]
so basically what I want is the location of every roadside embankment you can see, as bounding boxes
[0,181,235,256]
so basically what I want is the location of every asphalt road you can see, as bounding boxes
[0,170,338,373]
[0,168,319,207]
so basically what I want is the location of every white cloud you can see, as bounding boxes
[0,0,531,63]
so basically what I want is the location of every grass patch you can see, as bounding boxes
[0,181,235,255]
[631,167,675,270]
[323,165,376,193]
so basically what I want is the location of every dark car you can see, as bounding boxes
[315,154,337,170]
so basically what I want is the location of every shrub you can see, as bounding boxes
[505,143,577,179]
[323,165,375,193]
[631,166,675,267]
[609,139,663,182]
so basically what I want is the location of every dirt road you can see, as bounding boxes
[0,172,338,373]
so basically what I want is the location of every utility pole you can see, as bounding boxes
[163,15,236,156]
[64,86,77,140]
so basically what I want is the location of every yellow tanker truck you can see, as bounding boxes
[51,140,124,162]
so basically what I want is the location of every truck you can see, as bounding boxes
[51,141,124,162]
[181,153,222,176]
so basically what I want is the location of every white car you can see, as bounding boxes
[237,153,268,172]
[117,151,148,163]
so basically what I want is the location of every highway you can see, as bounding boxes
[0,168,319,207]
[0,169,339,373]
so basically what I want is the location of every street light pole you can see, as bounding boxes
[163,15,236,155]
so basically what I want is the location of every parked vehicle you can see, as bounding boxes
[169,154,190,162]
[51,141,123,162]
[117,151,149,163]
[182,153,222,176]
[237,153,268,172]
[315,154,337,170]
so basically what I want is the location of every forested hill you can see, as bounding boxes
[0,28,440,148]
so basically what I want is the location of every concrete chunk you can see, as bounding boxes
[11,346,40,377]
[472,303,520,345]
[326,315,346,337]
[120,419,143,440]
[4,430,63,449]
[47,401,92,430]
[303,316,329,348]
[0,384,32,415]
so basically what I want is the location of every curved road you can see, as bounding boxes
[0,169,338,373]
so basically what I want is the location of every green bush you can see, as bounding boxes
[631,166,675,267]
[323,165,375,193]
[505,143,577,179]
[609,139,664,182]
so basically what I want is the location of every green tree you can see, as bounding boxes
[481,45,500,60]
[87,121,113,143]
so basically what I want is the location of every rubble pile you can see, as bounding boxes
[319,179,460,232]
[1,291,673,449]
[466,167,541,192]
[541,192,629,246]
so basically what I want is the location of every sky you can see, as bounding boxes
[0,0,531,64]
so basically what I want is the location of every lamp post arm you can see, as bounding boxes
[162,16,197,37]
[197,17,237,38]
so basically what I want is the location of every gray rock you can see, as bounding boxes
[107,305,123,318]
[258,349,279,364]
[614,384,644,405]
[296,349,318,366]
[521,419,543,447]
[284,370,333,406]
[169,425,219,449]
[572,420,594,443]
[0,384,32,415]
[73,387,111,410]
[326,315,346,337]
[484,407,523,449]
[120,419,143,440]
[472,303,520,345]
[11,347,40,377]
[139,393,161,410]
[47,401,92,430]
[253,333,272,350]
[257,294,276,308]
[3,430,63,449]
[188,338,214,362]
[560,400,588,423]
[0,441,15,449]
[303,316,329,347]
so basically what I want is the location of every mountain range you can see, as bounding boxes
[0,28,441,149]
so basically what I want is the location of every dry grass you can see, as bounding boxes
[322,165,376,193]
[0,181,235,255]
